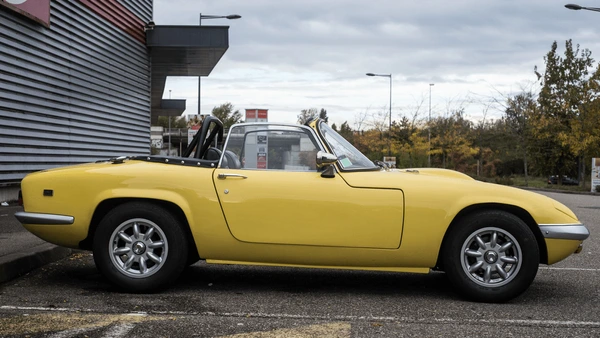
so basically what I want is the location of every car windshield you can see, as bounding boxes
[318,121,378,171]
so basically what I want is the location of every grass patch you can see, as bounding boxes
[505,175,592,192]
[470,175,595,193]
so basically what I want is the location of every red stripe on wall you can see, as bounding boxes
[79,0,146,44]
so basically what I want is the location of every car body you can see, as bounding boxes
[548,175,579,186]
[15,117,589,302]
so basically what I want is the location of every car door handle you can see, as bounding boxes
[217,173,248,180]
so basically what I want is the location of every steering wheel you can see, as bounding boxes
[182,116,224,159]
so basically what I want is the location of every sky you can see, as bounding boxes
[152,0,600,129]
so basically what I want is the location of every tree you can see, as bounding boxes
[338,121,354,143]
[297,108,319,125]
[504,92,537,184]
[534,40,599,184]
[319,108,329,123]
[430,109,476,171]
[156,116,187,129]
[211,102,242,130]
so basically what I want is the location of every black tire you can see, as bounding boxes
[442,210,539,303]
[187,250,200,266]
[93,202,188,292]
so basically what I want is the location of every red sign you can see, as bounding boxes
[245,109,269,122]
[0,0,51,27]
[257,153,267,169]
[245,110,256,119]
[257,110,268,119]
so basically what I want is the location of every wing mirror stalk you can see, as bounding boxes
[316,151,337,178]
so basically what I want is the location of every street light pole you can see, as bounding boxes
[168,90,172,154]
[366,73,392,156]
[565,4,600,12]
[428,83,434,167]
[198,13,242,116]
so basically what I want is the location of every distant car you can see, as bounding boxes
[548,175,579,185]
[15,117,589,303]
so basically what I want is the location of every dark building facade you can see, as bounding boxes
[0,0,231,200]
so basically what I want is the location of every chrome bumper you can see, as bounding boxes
[15,211,74,225]
[539,223,590,241]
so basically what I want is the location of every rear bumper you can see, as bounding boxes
[539,223,589,241]
[14,211,74,225]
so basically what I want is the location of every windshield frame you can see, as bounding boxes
[317,121,379,172]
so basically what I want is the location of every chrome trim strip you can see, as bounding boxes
[539,224,590,240]
[14,211,74,225]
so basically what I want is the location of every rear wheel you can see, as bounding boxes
[93,202,188,292]
[442,210,539,303]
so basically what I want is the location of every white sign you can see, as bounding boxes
[592,158,600,193]
[187,128,198,145]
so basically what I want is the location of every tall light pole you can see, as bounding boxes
[428,83,434,167]
[366,73,392,156]
[168,90,172,154]
[198,13,242,115]
[565,4,600,12]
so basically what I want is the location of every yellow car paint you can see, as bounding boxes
[213,169,404,249]
[17,122,587,276]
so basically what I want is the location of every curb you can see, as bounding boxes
[0,243,72,283]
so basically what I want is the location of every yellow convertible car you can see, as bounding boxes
[15,117,589,302]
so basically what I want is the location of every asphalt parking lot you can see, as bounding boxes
[0,190,598,337]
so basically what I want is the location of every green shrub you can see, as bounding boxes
[494,177,514,186]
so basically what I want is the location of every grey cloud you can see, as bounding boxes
[154,0,600,124]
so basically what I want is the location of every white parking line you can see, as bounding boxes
[2,305,600,328]
[539,267,600,272]
[0,305,74,312]
[102,323,136,338]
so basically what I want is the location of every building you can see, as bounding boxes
[0,0,232,201]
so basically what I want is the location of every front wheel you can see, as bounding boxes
[442,211,539,303]
[93,202,188,292]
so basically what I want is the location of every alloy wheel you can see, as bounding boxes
[460,227,522,287]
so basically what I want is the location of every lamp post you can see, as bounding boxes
[366,73,392,156]
[565,4,600,12]
[168,89,172,154]
[198,13,242,115]
[428,83,434,167]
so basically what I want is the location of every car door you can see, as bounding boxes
[212,124,404,249]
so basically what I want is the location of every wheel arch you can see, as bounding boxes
[79,198,198,261]
[435,203,548,270]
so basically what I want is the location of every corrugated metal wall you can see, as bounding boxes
[119,0,152,26]
[0,0,152,185]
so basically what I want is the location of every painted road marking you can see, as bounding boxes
[102,322,137,338]
[539,267,600,272]
[2,305,600,329]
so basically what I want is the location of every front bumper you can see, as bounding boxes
[14,211,74,225]
[539,223,589,241]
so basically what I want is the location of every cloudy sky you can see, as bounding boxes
[152,0,600,128]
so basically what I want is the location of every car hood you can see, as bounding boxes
[338,167,579,224]
[395,168,475,180]
[339,167,476,188]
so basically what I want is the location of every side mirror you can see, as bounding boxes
[316,151,338,168]
[316,151,337,178]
